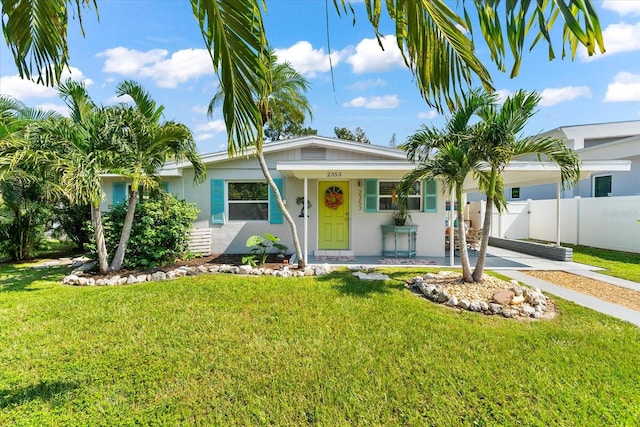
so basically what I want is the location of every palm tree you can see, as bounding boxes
[2,81,116,272]
[48,80,119,273]
[469,90,581,281]
[107,80,206,272]
[209,50,312,268]
[398,91,495,282]
[3,1,603,159]
[0,97,62,261]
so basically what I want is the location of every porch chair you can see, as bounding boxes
[466,228,483,251]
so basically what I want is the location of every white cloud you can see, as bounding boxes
[194,119,226,133]
[494,89,512,104]
[346,35,406,74]
[97,47,214,88]
[342,94,400,109]
[580,21,640,60]
[418,110,438,119]
[0,75,57,99]
[98,47,167,75]
[195,133,214,142]
[602,0,640,16]
[539,86,591,106]
[61,66,94,86]
[0,66,92,100]
[105,94,134,105]
[604,72,640,101]
[346,78,387,90]
[274,41,343,77]
[36,103,70,117]
[191,105,209,115]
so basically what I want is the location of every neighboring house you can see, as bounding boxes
[502,120,640,201]
[100,136,448,259]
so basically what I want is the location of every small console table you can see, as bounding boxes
[381,225,418,258]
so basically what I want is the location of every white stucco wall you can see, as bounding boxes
[99,140,450,258]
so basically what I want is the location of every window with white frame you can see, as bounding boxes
[594,175,612,197]
[378,181,422,211]
[227,181,269,220]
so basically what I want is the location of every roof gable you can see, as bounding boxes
[164,135,407,172]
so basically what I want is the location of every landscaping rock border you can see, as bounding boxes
[62,263,334,286]
[408,271,554,320]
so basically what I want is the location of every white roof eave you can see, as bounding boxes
[462,160,631,192]
[276,160,414,179]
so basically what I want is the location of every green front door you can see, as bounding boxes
[318,181,349,250]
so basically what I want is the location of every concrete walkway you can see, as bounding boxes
[498,270,640,328]
[312,246,640,327]
[477,247,640,327]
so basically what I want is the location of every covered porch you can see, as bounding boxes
[278,159,631,266]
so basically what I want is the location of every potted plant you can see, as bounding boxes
[392,200,412,226]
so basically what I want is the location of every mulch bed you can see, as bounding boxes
[523,270,640,312]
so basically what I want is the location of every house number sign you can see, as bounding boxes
[326,171,342,178]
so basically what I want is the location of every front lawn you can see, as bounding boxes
[566,244,640,283]
[1,264,639,425]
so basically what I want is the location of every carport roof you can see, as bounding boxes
[275,159,631,190]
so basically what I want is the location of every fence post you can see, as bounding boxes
[556,183,561,246]
[527,199,532,240]
[575,196,581,246]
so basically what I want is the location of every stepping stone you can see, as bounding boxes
[352,272,390,281]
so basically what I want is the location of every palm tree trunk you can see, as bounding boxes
[472,169,497,282]
[92,203,109,273]
[109,191,137,272]
[256,149,306,268]
[456,186,473,282]
[472,195,493,282]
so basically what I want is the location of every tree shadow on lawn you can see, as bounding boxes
[315,270,405,297]
[0,380,79,409]
[0,265,69,293]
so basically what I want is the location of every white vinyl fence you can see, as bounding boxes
[468,196,640,254]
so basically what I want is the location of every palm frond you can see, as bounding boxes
[193,0,268,155]
[2,0,98,85]
[116,80,164,122]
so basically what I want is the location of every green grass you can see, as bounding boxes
[566,244,640,283]
[1,265,639,426]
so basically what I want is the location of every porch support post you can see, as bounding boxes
[556,182,561,247]
[449,186,455,267]
[304,177,308,265]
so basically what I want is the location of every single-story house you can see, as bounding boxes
[100,135,631,261]
[101,136,447,260]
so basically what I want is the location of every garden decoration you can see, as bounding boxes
[325,186,343,210]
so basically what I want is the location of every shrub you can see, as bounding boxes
[52,200,92,250]
[103,195,198,269]
[0,178,53,261]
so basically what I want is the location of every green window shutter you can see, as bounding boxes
[269,178,284,224]
[211,179,225,224]
[113,182,126,206]
[161,182,170,193]
[423,179,437,213]
[364,179,378,213]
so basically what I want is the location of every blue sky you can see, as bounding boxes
[1,1,639,152]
